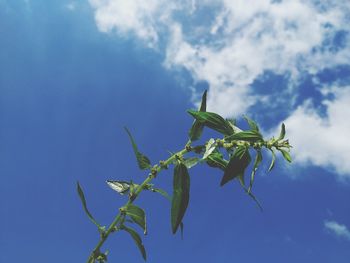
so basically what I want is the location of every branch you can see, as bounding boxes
[77,91,292,262]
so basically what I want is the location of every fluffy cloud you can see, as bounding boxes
[89,0,350,175]
[284,86,350,177]
[89,0,168,47]
[166,0,349,116]
[324,220,350,240]
[89,0,349,115]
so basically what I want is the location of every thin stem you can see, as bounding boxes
[86,135,290,262]
[86,146,191,263]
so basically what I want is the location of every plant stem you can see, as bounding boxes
[86,146,191,263]
[86,136,290,262]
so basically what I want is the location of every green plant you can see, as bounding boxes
[77,91,292,263]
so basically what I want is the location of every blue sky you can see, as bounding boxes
[1,0,350,262]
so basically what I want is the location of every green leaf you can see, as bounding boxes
[237,172,245,187]
[243,115,259,132]
[234,146,248,158]
[226,118,236,126]
[226,118,243,133]
[245,188,263,211]
[188,90,207,141]
[150,187,171,201]
[268,149,276,172]
[124,204,147,235]
[248,150,263,193]
[187,110,234,136]
[202,138,217,159]
[236,174,263,211]
[278,123,286,140]
[183,157,200,169]
[124,127,151,170]
[225,130,263,142]
[279,149,292,163]
[206,151,228,171]
[121,225,147,261]
[220,147,251,186]
[106,180,131,195]
[171,162,190,234]
[76,182,102,229]
[198,90,207,112]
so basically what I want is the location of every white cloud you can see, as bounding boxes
[89,0,175,47]
[283,86,350,177]
[89,0,350,175]
[89,0,349,116]
[171,0,350,116]
[324,220,350,240]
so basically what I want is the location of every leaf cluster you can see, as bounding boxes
[77,90,292,262]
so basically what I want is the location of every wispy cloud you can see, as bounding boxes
[88,0,350,176]
[89,0,350,114]
[89,0,174,47]
[324,220,350,240]
[166,1,350,116]
[282,85,350,177]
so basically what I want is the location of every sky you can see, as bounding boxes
[1,0,350,262]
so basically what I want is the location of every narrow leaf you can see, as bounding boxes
[225,130,263,142]
[198,90,207,112]
[121,225,147,261]
[237,173,263,211]
[237,172,245,187]
[245,189,263,211]
[226,118,243,133]
[183,157,200,169]
[202,138,216,159]
[206,151,228,171]
[124,127,151,170]
[226,118,236,126]
[187,110,234,136]
[268,149,276,172]
[188,90,207,141]
[278,123,286,140]
[171,162,190,234]
[124,204,147,235]
[280,149,292,163]
[220,147,251,186]
[106,180,130,195]
[234,146,248,158]
[243,115,259,132]
[248,150,263,193]
[236,174,263,211]
[76,182,102,229]
[150,187,171,201]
